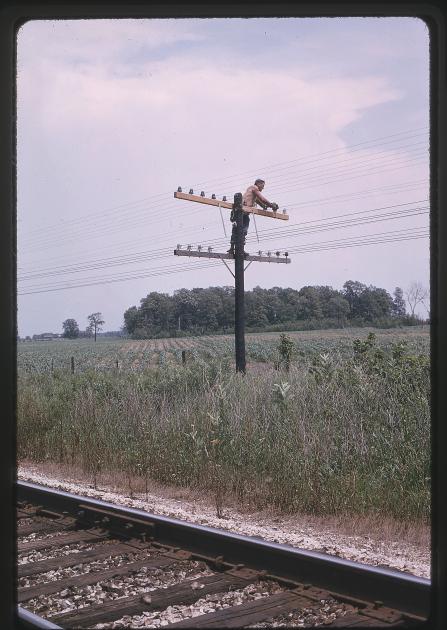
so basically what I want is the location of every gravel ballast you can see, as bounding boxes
[18,463,430,579]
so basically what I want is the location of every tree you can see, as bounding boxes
[405,282,429,317]
[326,295,350,325]
[298,286,324,319]
[342,280,367,319]
[87,312,105,342]
[392,287,406,317]
[357,286,394,321]
[123,306,139,335]
[62,318,79,339]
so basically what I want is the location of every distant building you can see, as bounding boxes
[32,333,61,341]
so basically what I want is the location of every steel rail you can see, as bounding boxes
[17,607,62,629]
[17,480,430,623]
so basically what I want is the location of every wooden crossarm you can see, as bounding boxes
[174,249,291,263]
[174,191,289,220]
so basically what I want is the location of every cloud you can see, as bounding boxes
[16,19,428,336]
[17,19,205,66]
[18,42,401,149]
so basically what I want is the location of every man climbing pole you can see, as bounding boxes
[227,179,279,256]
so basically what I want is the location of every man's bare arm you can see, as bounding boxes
[254,189,278,210]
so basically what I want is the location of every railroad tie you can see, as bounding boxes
[18,516,75,537]
[18,552,173,603]
[50,571,250,627]
[162,591,318,628]
[18,528,108,554]
[18,541,138,578]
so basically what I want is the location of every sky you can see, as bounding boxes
[16,17,430,336]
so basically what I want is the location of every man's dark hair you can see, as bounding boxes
[254,179,265,186]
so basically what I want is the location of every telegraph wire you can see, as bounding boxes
[21,149,428,254]
[192,127,429,188]
[18,200,428,281]
[19,127,428,243]
[18,261,221,295]
[19,178,429,270]
[21,136,428,245]
[260,139,428,187]
[18,205,429,281]
[264,148,428,194]
[18,228,428,296]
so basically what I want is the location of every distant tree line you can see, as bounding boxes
[123,281,424,339]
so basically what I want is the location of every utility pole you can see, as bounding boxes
[173,188,291,374]
[233,192,245,372]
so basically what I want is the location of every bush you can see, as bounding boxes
[17,340,430,522]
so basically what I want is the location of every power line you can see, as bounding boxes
[19,127,428,244]
[265,147,428,194]
[192,127,429,188]
[18,177,429,270]
[18,206,428,282]
[21,150,428,255]
[18,261,221,295]
[22,136,427,245]
[18,226,428,296]
[18,200,428,281]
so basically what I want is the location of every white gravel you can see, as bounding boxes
[93,580,286,628]
[26,561,213,617]
[19,547,154,588]
[18,464,430,579]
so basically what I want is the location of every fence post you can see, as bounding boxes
[51,358,54,373]
[182,350,187,365]
[116,359,119,370]
[71,356,75,374]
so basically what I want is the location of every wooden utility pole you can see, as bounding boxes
[233,192,246,372]
[173,188,291,374]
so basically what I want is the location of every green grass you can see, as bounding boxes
[17,331,430,523]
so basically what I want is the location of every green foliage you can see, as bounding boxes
[17,331,430,523]
[62,318,79,339]
[277,333,295,371]
[122,281,404,339]
[17,327,430,374]
[86,312,105,341]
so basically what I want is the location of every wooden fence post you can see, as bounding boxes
[182,350,187,365]
[71,356,75,374]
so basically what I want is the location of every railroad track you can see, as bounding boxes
[16,481,430,628]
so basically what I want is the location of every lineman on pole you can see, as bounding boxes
[227,179,279,257]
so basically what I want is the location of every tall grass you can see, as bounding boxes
[17,335,430,522]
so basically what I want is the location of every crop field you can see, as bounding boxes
[17,325,431,521]
[18,325,430,373]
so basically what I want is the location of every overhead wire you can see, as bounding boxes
[191,127,429,188]
[19,127,428,247]
[17,125,430,296]
[18,227,428,296]
[18,199,428,281]
[18,177,429,270]
[21,148,428,255]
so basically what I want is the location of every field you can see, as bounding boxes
[18,325,430,373]
[17,325,431,523]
